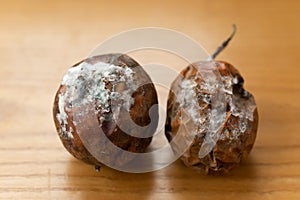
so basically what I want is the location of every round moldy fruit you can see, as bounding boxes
[53,53,158,169]
[165,60,258,175]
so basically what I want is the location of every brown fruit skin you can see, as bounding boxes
[165,61,258,175]
[53,54,158,168]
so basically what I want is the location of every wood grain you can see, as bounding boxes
[0,0,300,199]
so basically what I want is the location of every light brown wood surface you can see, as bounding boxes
[1,0,300,199]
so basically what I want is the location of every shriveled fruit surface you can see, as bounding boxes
[53,53,158,168]
[165,61,258,175]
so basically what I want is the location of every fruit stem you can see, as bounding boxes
[207,24,237,61]
[95,165,101,172]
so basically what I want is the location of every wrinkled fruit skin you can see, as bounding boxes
[53,54,158,168]
[165,61,258,175]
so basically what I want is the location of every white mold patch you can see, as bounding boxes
[172,62,256,159]
[56,60,137,139]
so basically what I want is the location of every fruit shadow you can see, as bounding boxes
[165,155,259,199]
[66,157,155,200]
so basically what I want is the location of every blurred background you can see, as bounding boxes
[0,0,299,199]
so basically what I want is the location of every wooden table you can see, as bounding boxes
[1,0,300,199]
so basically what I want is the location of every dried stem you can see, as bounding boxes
[208,24,237,61]
[95,165,101,172]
